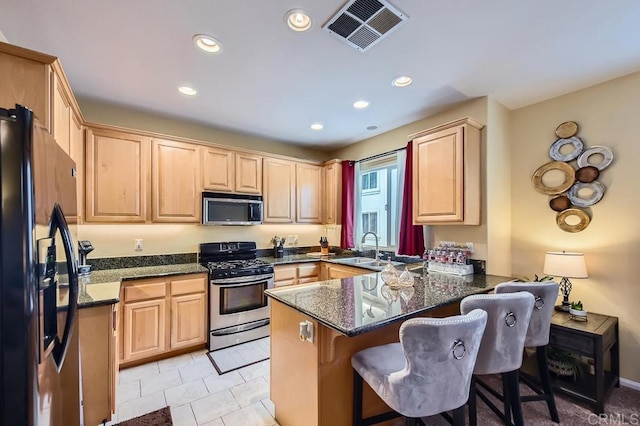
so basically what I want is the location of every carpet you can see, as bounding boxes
[116,407,172,426]
[207,337,270,374]
[416,375,640,426]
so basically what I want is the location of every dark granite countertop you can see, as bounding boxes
[265,271,513,337]
[259,254,422,274]
[76,263,208,309]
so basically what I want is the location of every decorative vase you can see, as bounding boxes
[398,266,414,288]
[380,260,399,289]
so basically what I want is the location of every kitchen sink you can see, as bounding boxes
[334,257,403,269]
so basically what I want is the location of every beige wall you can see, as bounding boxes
[510,71,640,382]
[79,223,337,258]
[331,97,491,263]
[78,97,328,161]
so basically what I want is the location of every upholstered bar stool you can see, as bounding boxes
[495,281,560,422]
[460,292,535,426]
[351,309,488,426]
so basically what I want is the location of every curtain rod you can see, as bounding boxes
[357,146,406,164]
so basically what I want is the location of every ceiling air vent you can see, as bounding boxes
[323,0,408,52]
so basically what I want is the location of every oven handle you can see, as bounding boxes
[210,274,274,286]
[211,318,271,336]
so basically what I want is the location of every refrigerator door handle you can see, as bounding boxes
[49,203,78,372]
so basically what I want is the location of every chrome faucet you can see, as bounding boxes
[361,232,379,261]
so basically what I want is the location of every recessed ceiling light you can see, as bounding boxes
[353,100,370,109]
[193,34,222,53]
[285,9,312,32]
[392,76,413,87]
[310,123,323,130]
[178,86,197,96]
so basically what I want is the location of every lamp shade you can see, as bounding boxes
[543,252,588,278]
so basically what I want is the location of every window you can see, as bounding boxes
[362,212,378,234]
[362,172,378,191]
[355,151,404,249]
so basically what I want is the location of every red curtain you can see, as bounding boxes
[397,141,425,256]
[340,161,355,249]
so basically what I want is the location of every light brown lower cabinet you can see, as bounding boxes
[79,303,118,426]
[120,273,208,366]
[323,263,371,280]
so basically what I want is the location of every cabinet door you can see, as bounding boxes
[85,128,151,222]
[297,263,320,284]
[122,299,166,362]
[79,304,117,426]
[170,293,207,350]
[152,138,201,222]
[70,112,84,223]
[52,73,71,154]
[202,146,234,192]
[235,153,262,194]
[296,163,323,224]
[263,158,295,223]
[274,264,297,287]
[0,51,49,130]
[412,120,481,225]
[323,161,342,224]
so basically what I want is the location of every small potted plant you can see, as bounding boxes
[569,300,587,319]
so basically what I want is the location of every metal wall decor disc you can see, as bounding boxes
[555,121,578,138]
[577,146,614,171]
[532,161,576,195]
[556,208,590,233]
[549,137,584,162]
[549,195,571,212]
[575,166,600,183]
[567,181,606,207]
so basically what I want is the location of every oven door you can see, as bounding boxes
[210,273,273,329]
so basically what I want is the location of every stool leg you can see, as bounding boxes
[536,346,560,422]
[452,406,465,426]
[506,370,525,426]
[405,418,418,426]
[502,372,512,425]
[353,371,364,426]
[468,375,477,426]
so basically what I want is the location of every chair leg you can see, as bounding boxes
[452,406,465,426]
[536,346,560,423]
[468,375,477,426]
[502,372,512,425]
[506,370,525,426]
[353,370,364,426]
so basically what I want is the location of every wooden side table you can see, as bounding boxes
[547,311,620,413]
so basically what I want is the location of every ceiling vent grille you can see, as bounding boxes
[323,0,408,52]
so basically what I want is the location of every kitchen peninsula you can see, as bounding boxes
[265,271,512,426]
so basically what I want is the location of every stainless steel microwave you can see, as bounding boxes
[202,192,263,225]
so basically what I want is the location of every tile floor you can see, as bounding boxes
[107,349,277,426]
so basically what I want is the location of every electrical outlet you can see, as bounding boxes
[134,239,143,251]
[287,235,295,245]
[293,235,298,244]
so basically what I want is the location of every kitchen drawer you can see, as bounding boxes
[298,264,320,278]
[124,281,166,302]
[275,279,296,287]
[171,276,207,296]
[298,277,319,284]
[274,265,296,281]
[549,327,593,354]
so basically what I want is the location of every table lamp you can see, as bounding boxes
[543,251,588,311]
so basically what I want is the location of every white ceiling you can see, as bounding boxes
[2,0,640,150]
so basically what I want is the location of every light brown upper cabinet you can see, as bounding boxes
[296,163,323,224]
[70,113,84,223]
[235,153,262,194]
[202,147,262,194]
[152,138,202,222]
[412,117,482,225]
[202,146,234,192]
[85,128,151,222]
[52,73,71,155]
[263,158,296,223]
[323,160,342,225]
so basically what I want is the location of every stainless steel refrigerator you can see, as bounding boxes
[0,104,80,425]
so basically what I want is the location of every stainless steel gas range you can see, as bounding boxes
[199,242,274,351]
